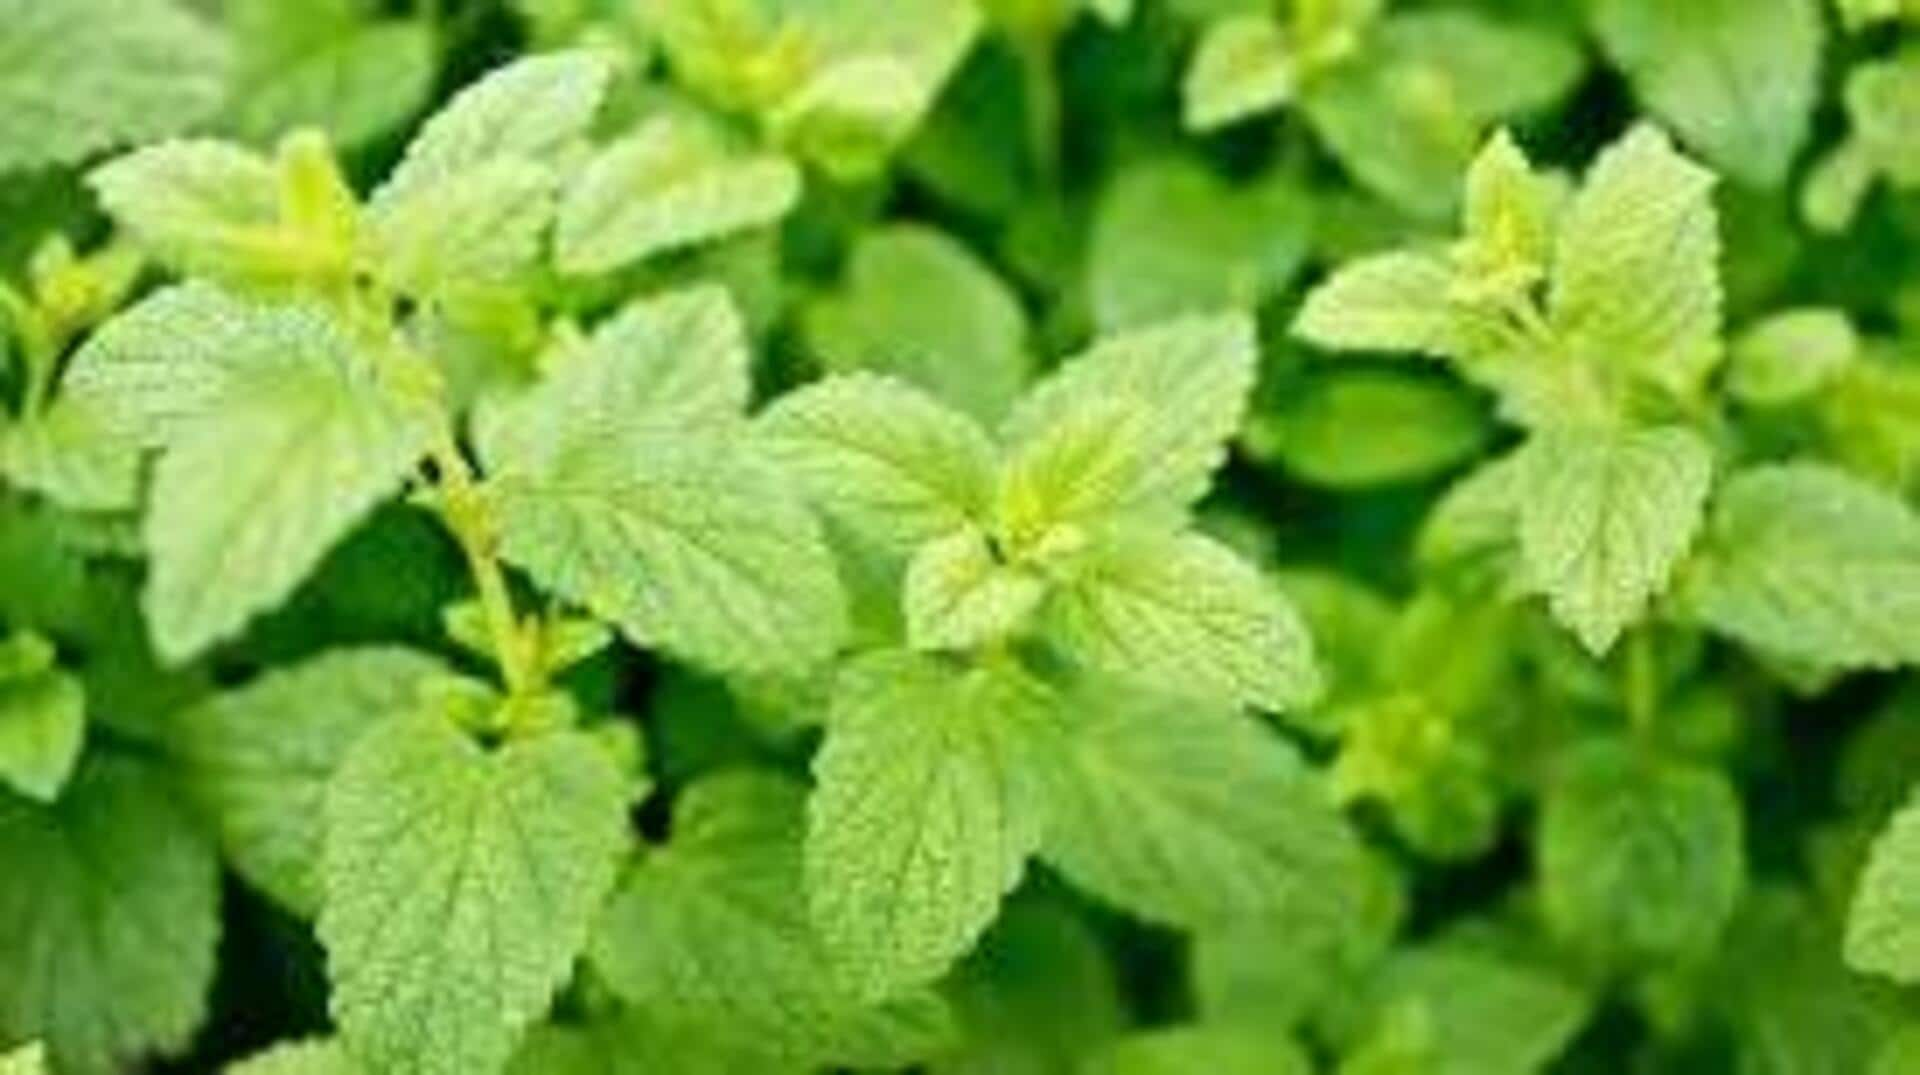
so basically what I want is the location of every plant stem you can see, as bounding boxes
[428,424,540,702]
[1625,628,1658,741]
[1016,29,1062,188]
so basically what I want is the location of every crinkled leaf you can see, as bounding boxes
[904,528,1046,651]
[1848,786,1920,983]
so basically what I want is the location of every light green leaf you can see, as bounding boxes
[1032,683,1366,927]
[804,225,1031,423]
[1182,15,1295,132]
[0,0,229,173]
[1849,785,1920,983]
[556,112,801,274]
[507,1009,798,1075]
[1454,130,1556,299]
[489,435,848,675]
[227,0,435,148]
[1045,531,1321,712]
[1300,48,1480,221]
[1084,1026,1311,1075]
[0,759,220,1075]
[1512,426,1714,655]
[935,898,1125,1075]
[1088,161,1310,331]
[169,648,447,916]
[377,50,611,203]
[479,285,752,469]
[1539,739,1744,963]
[319,712,629,1075]
[755,374,999,553]
[0,1044,44,1075]
[1249,369,1490,488]
[136,297,432,662]
[1292,252,1490,361]
[225,1039,357,1075]
[589,772,958,1067]
[807,651,1048,1000]
[1000,313,1257,536]
[1345,944,1591,1075]
[1371,12,1585,123]
[1848,50,1920,187]
[1687,463,1920,670]
[87,141,291,285]
[0,633,84,803]
[1548,126,1723,401]
[1591,0,1822,187]
[1728,308,1858,406]
[368,160,555,298]
[0,396,142,513]
[905,528,1046,652]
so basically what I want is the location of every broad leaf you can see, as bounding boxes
[905,528,1046,651]
[1848,786,1920,983]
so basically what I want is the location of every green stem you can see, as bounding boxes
[1015,29,1062,188]
[1625,628,1658,741]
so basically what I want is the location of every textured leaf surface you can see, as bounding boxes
[557,113,801,274]
[1032,684,1367,927]
[1848,786,1920,983]
[170,648,447,915]
[1538,739,1744,963]
[319,712,628,1075]
[1045,532,1321,712]
[0,0,229,173]
[1291,252,1481,360]
[807,652,1047,1000]
[756,374,999,552]
[1513,427,1714,654]
[1591,0,1822,187]
[369,160,556,298]
[0,759,220,1075]
[87,141,286,284]
[905,528,1046,651]
[1688,464,1920,670]
[590,773,957,1066]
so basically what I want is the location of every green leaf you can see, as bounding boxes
[225,1039,357,1075]
[377,51,611,203]
[1511,426,1714,655]
[0,758,220,1075]
[1299,48,1479,221]
[755,373,999,553]
[87,140,296,286]
[1848,50,1920,188]
[1548,126,1723,402]
[999,313,1257,537]
[589,772,958,1067]
[803,225,1032,423]
[488,434,848,675]
[319,711,629,1075]
[806,651,1048,1000]
[0,1044,44,1075]
[1344,944,1591,1075]
[905,527,1046,651]
[1084,1026,1311,1075]
[1590,0,1823,187]
[556,111,802,274]
[1849,785,1920,983]
[1032,682,1367,927]
[0,0,229,173]
[1044,531,1321,712]
[0,633,84,803]
[1291,252,1493,361]
[936,898,1125,1075]
[226,0,436,148]
[1687,464,1920,670]
[1371,12,1585,123]
[367,160,556,298]
[507,1009,799,1075]
[133,297,433,662]
[1538,739,1744,963]
[1727,308,1859,406]
[0,396,142,512]
[1249,369,1491,488]
[479,285,752,467]
[169,647,447,916]
[1182,15,1295,132]
[1087,161,1310,331]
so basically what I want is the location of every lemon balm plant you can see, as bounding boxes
[2,1,1920,1073]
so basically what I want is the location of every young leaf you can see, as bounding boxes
[1591,0,1822,187]
[1044,532,1321,712]
[1548,126,1723,402]
[487,435,849,675]
[806,651,1048,1000]
[1727,308,1859,406]
[0,1044,43,1075]
[1292,252,1488,360]
[904,527,1046,651]
[589,772,958,1067]
[1031,683,1367,927]
[0,633,84,803]
[0,0,229,173]
[169,647,448,916]
[1512,426,1714,655]
[319,711,629,1075]
[803,225,1032,423]
[87,141,294,286]
[367,159,556,299]
[556,112,802,275]
[1538,739,1744,963]
[1848,785,1920,983]
[1182,15,1295,132]
[1000,313,1257,535]
[755,374,999,553]
[1686,464,1920,670]
[0,759,220,1075]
